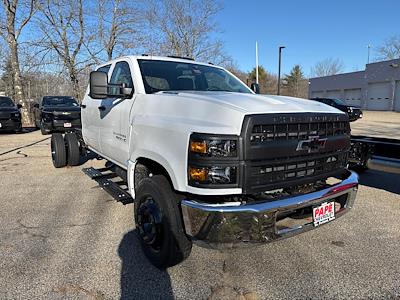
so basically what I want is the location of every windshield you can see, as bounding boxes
[138,59,252,94]
[0,97,15,107]
[42,96,79,107]
[332,98,346,105]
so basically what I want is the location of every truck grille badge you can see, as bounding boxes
[296,136,327,153]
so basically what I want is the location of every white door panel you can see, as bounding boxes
[367,82,391,110]
[395,81,400,112]
[311,91,324,98]
[81,94,102,152]
[344,89,361,107]
[99,60,135,166]
[326,90,341,99]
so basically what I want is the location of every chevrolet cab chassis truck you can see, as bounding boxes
[50,56,359,268]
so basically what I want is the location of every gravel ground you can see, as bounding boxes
[0,130,399,300]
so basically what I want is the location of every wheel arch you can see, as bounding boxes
[128,155,179,198]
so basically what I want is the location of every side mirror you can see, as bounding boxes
[250,83,260,94]
[121,83,133,96]
[33,103,39,108]
[90,71,108,99]
[17,104,23,109]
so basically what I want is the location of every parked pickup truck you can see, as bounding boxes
[0,96,22,132]
[33,96,81,135]
[50,56,359,268]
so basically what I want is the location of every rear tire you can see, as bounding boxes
[134,175,192,269]
[51,133,67,168]
[65,132,80,166]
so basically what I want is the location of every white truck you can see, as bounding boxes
[50,55,359,268]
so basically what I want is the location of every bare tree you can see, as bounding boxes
[0,0,36,124]
[37,0,86,100]
[143,0,228,64]
[93,0,143,61]
[310,58,344,78]
[376,36,400,61]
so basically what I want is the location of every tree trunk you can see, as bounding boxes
[67,63,81,100]
[7,25,31,125]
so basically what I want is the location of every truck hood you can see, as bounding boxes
[158,91,342,114]
[42,106,81,113]
[135,91,345,135]
[0,107,19,112]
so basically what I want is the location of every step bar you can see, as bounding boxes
[82,167,133,204]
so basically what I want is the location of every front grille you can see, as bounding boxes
[250,115,350,145]
[249,152,348,188]
[241,113,351,193]
[0,112,11,120]
[53,112,81,120]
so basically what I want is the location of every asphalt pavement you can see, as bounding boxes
[0,127,399,300]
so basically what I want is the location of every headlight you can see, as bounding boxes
[188,133,240,187]
[189,134,237,157]
[188,166,237,185]
[42,112,53,121]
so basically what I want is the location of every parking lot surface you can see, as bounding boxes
[351,111,400,139]
[0,128,399,300]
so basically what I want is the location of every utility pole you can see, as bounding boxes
[367,44,371,64]
[255,41,259,84]
[277,46,285,95]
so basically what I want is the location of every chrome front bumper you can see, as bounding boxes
[181,170,358,249]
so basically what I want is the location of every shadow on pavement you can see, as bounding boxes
[118,230,174,300]
[358,169,400,195]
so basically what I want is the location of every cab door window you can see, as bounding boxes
[109,61,134,95]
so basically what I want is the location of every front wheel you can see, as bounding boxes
[134,175,192,269]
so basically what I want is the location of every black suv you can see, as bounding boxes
[310,97,363,122]
[33,96,81,135]
[0,96,22,133]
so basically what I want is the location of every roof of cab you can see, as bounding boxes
[96,55,221,69]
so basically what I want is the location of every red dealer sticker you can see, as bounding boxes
[313,202,335,227]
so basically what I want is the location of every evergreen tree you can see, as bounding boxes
[283,65,308,98]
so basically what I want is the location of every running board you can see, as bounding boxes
[82,167,134,205]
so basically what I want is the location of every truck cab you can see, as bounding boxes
[55,55,359,268]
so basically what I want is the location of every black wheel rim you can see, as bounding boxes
[137,196,163,252]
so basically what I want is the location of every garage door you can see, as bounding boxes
[311,91,324,98]
[395,81,400,112]
[326,90,341,99]
[367,82,392,110]
[344,89,362,107]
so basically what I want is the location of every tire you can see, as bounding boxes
[134,163,151,190]
[134,175,192,269]
[65,132,80,166]
[40,125,50,135]
[51,133,67,168]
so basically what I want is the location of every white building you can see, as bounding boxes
[309,58,400,111]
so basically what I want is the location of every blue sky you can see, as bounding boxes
[217,0,400,76]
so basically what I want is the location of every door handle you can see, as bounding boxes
[98,106,106,111]
[80,104,86,109]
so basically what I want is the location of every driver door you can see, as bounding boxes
[99,60,135,167]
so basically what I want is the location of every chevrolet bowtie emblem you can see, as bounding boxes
[62,112,71,115]
[296,136,327,153]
